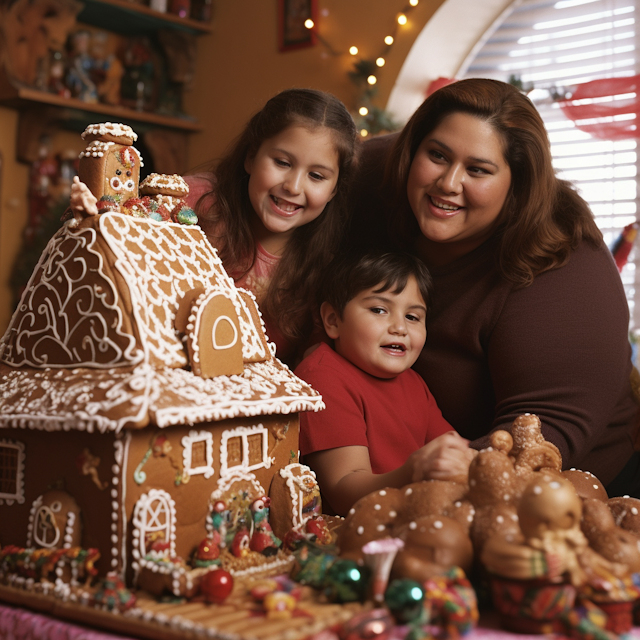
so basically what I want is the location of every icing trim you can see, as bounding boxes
[220,424,270,477]
[181,430,214,479]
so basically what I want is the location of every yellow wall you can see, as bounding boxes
[0,0,446,334]
[185,0,444,170]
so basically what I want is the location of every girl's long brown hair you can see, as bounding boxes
[387,78,603,286]
[195,88,359,350]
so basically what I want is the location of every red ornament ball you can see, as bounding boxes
[200,569,234,603]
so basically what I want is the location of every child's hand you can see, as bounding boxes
[70,176,99,217]
[408,431,476,484]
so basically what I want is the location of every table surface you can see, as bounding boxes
[3,603,640,640]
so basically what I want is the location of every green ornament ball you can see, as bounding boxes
[324,559,370,603]
[384,579,425,623]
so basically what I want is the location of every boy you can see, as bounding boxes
[294,251,474,516]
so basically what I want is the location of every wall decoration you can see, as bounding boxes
[278,0,317,52]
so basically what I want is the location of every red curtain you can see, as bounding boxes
[559,75,640,140]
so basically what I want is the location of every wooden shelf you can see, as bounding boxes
[0,77,201,133]
[78,0,213,35]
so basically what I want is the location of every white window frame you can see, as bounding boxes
[220,424,271,476]
[0,439,25,505]
[181,430,214,479]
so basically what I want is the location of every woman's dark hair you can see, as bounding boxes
[194,88,359,350]
[323,250,432,317]
[387,78,603,286]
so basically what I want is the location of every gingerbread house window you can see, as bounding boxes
[0,440,25,505]
[181,431,214,479]
[220,425,270,476]
[132,489,177,562]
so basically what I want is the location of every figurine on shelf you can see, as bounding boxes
[26,135,58,245]
[48,50,71,98]
[118,36,158,112]
[89,30,124,106]
[66,30,98,103]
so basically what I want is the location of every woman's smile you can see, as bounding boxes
[406,112,512,261]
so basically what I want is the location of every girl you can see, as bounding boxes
[186,88,359,366]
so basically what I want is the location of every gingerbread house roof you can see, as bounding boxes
[0,214,324,433]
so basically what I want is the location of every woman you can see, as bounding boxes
[345,78,639,495]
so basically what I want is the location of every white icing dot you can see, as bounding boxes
[379,490,386,496]
[632,507,638,516]
[593,484,599,490]
[349,508,355,515]
[389,511,397,518]
[496,515,504,524]
[533,485,542,495]
[433,520,443,529]
[357,526,364,535]
[374,504,381,510]
[549,481,561,490]
[409,521,417,530]
[376,524,385,532]
[405,488,412,496]
[502,472,509,479]
[454,501,462,507]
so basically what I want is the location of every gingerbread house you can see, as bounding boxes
[0,210,324,585]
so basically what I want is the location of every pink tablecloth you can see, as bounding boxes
[0,604,137,640]
[3,603,640,640]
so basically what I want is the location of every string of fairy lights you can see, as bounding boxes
[303,0,422,137]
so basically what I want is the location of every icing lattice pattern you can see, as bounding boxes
[0,358,324,433]
[99,215,270,367]
[0,226,141,369]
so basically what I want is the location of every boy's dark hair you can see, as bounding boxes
[323,250,432,317]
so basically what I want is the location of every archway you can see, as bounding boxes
[386,0,514,122]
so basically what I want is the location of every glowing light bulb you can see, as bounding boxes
[367,75,377,85]
[349,46,358,55]
[376,57,385,67]
[360,129,369,137]
[304,19,314,29]
[359,107,368,116]
[397,13,407,25]
[384,36,394,45]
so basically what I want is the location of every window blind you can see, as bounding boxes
[461,0,640,328]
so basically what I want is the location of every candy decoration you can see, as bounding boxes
[384,579,425,624]
[174,204,198,225]
[292,543,337,588]
[92,571,136,612]
[264,591,297,619]
[200,568,234,604]
[324,559,370,604]
[338,608,394,640]
[193,537,220,567]
[362,537,404,603]
[422,567,479,636]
